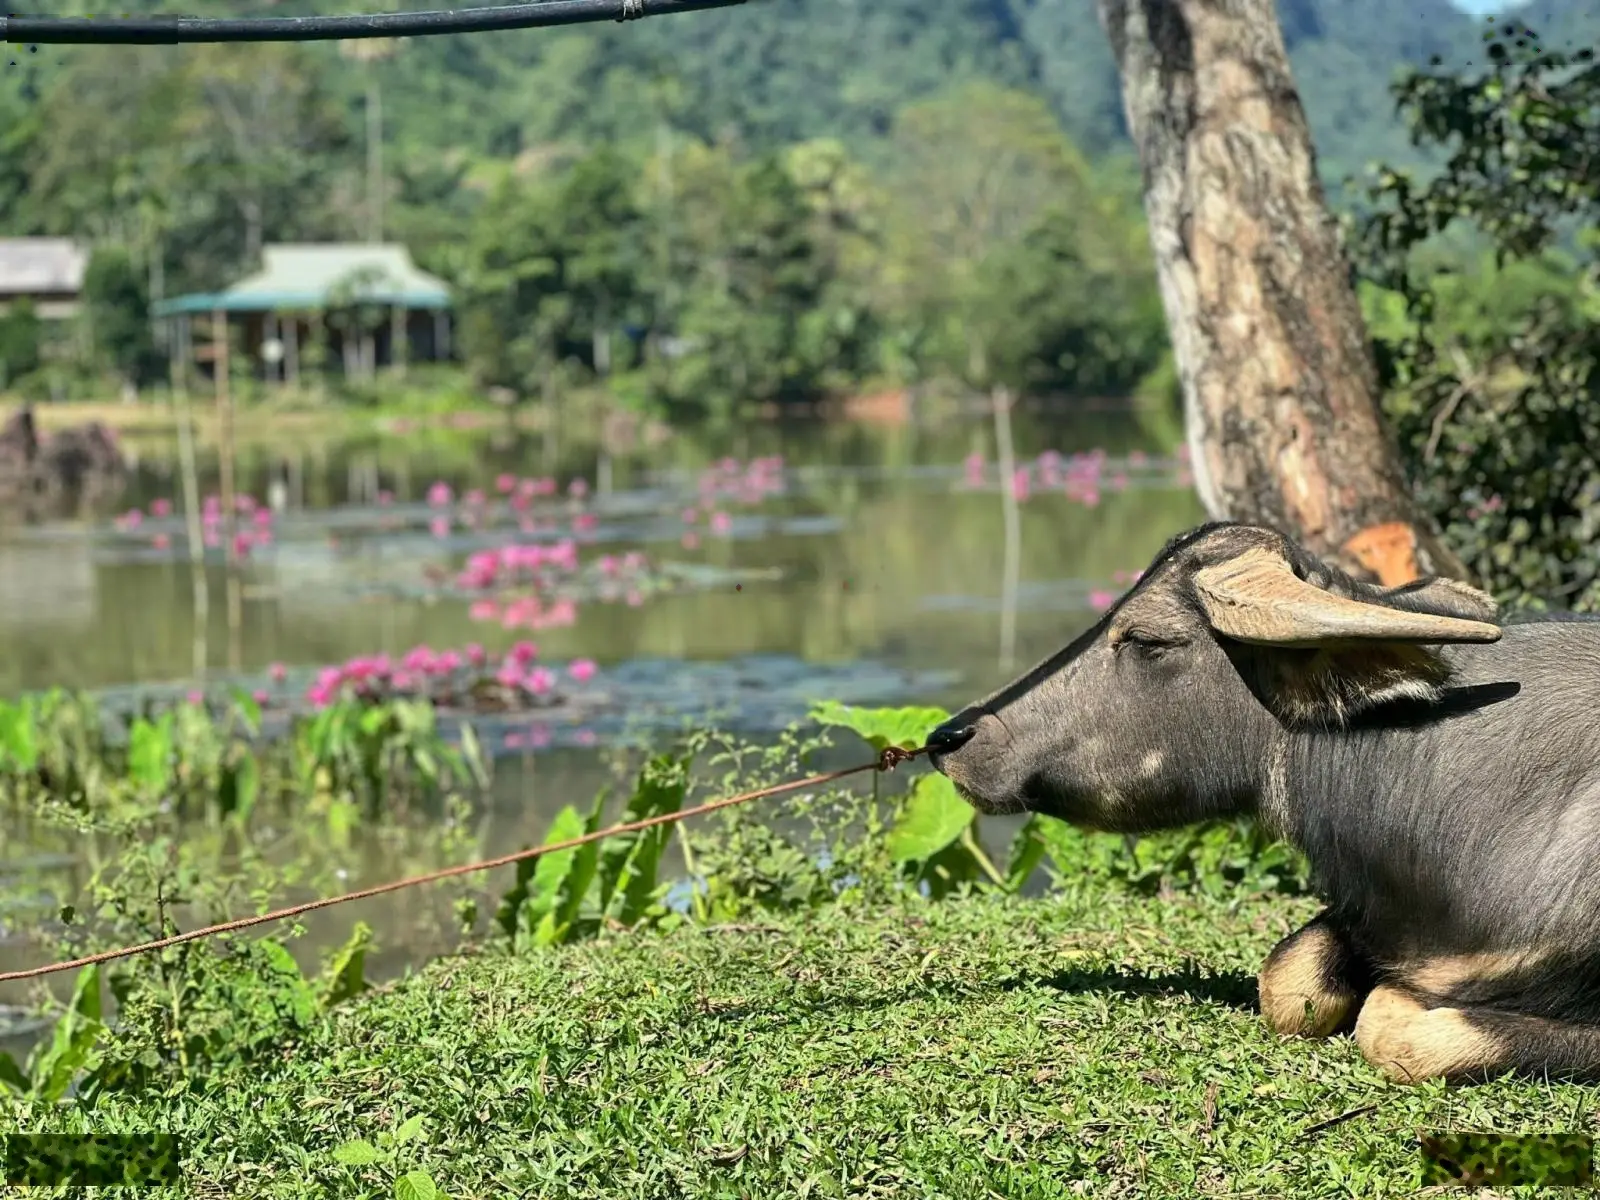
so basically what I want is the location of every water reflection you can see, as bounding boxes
[0,405,1205,1013]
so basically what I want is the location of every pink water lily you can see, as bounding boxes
[150,498,172,517]
[569,658,597,683]
[427,481,453,507]
[523,666,554,695]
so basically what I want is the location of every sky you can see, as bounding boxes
[1451,0,1528,12]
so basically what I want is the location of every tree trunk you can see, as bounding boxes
[1095,0,1467,586]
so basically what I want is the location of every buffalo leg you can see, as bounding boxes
[1355,985,1600,1083]
[1258,911,1372,1038]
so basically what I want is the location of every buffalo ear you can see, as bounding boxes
[1194,548,1501,728]
[1241,640,1458,728]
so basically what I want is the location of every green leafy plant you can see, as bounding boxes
[331,1113,449,1199]
[1355,21,1600,612]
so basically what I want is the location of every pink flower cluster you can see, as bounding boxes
[456,540,588,590]
[302,639,600,710]
[472,595,580,631]
[960,447,1195,505]
[676,455,783,548]
[117,493,276,559]
[424,475,589,541]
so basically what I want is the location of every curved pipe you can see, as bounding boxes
[2,0,748,45]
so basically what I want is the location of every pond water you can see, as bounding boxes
[0,402,1204,1041]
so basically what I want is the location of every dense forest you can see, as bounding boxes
[0,0,1595,422]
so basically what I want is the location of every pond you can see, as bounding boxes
[0,400,1205,1045]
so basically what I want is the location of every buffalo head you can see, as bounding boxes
[926,522,1502,831]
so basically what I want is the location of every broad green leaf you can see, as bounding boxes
[228,686,262,733]
[1004,816,1051,892]
[885,774,973,863]
[0,1051,28,1094]
[126,714,174,792]
[0,702,38,773]
[395,1171,440,1200]
[319,922,373,1008]
[332,1139,383,1166]
[809,701,950,753]
[599,754,689,925]
[29,964,104,1103]
[391,1114,424,1144]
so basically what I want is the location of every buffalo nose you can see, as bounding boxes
[926,722,978,755]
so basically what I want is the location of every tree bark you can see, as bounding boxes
[1095,0,1467,585]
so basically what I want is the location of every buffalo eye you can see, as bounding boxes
[1113,628,1179,657]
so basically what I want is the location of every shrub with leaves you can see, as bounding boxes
[1355,21,1600,610]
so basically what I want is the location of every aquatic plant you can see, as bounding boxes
[0,689,487,822]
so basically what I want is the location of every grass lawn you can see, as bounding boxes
[10,885,1588,1198]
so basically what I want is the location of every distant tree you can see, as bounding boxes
[0,299,42,389]
[83,246,161,392]
[1096,0,1467,585]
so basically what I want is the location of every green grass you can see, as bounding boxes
[8,884,1591,1198]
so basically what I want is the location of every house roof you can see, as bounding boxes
[153,243,452,316]
[0,238,88,295]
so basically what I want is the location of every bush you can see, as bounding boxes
[1356,22,1600,610]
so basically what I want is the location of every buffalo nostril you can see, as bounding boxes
[927,723,978,754]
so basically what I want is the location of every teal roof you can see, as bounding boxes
[154,244,451,316]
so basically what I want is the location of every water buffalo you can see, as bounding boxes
[926,520,1600,1084]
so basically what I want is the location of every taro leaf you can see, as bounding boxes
[0,700,38,773]
[29,964,103,1103]
[912,835,983,900]
[320,921,374,1009]
[1028,814,1107,879]
[332,1139,384,1167]
[553,789,607,941]
[809,701,951,753]
[126,714,174,793]
[228,686,262,734]
[457,721,489,789]
[495,805,585,948]
[237,940,320,1038]
[598,757,689,924]
[494,794,606,947]
[598,754,690,926]
[1004,816,1052,893]
[217,753,260,825]
[0,1050,28,1094]
[395,1171,440,1200]
[886,774,973,864]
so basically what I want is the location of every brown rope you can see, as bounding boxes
[0,745,926,984]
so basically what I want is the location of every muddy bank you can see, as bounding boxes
[0,406,127,521]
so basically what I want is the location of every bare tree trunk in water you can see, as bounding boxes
[1095,0,1467,586]
[992,386,1020,672]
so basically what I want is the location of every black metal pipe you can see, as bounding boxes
[2,0,747,44]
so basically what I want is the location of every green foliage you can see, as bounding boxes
[0,690,485,827]
[0,298,42,388]
[82,246,161,388]
[329,1112,448,1199]
[1355,21,1600,610]
[0,965,105,1104]
[495,752,692,949]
